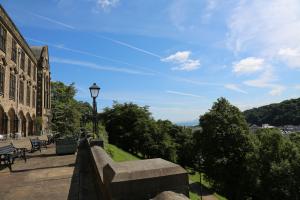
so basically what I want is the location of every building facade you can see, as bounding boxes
[0,5,51,136]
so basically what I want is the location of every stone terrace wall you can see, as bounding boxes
[88,142,189,200]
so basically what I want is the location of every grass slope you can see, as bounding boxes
[106,144,140,162]
[105,144,226,200]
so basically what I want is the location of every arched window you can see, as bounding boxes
[9,73,16,100]
[0,65,4,96]
[11,39,17,63]
[32,89,36,108]
[26,84,30,106]
[19,80,24,104]
[0,24,6,53]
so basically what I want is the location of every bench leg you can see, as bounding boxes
[8,161,12,171]
[4,155,13,172]
[23,150,26,162]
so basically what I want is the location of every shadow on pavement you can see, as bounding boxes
[11,163,75,173]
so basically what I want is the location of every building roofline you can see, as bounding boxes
[0,4,37,64]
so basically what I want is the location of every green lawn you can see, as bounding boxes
[188,170,227,200]
[105,144,226,200]
[106,144,140,162]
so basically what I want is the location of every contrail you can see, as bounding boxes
[28,12,75,30]
[94,34,162,59]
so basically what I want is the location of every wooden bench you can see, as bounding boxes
[0,144,26,171]
[30,138,47,152]
[38,135,51,145]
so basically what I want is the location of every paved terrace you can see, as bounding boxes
[0,142,99,200]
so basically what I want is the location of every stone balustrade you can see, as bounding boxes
[88,141,189,200]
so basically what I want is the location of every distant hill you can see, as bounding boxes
[176,119,199,126]
[244,98,300,126]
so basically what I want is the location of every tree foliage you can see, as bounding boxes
[253,129,300,199]
[197,97,254,199]
[51,81,92,136]
[101,102,195,164]
[196,97,300,200]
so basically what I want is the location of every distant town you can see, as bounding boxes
[249,124,300,134]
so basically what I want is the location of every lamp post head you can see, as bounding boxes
[89,83,100,98]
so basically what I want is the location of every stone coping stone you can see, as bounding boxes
[89,145,189,199]
[105,158,187,182]
[152,191,189,200]
[91,146,114,180]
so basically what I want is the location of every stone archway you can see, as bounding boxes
[0,105,8,135]
[19,111,26,137]
[26,113,33,136]
[32,114,36,135]
[8,108,17,134]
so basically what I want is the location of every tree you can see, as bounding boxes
[101,102,189,163]
[51,82,81,135]
[102,102,153,152]
[254,128,300,199]
[197,97,254,199]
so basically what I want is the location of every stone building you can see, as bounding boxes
[0,5,51,136]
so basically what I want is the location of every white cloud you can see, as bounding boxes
[243,70,285,96]
[163,51,190,63]
[168,0,188,31]
[202,0,219,23]
[166,90,203,98]
[224,84,247,94]
[278,48,300,68]
[269,86,285,96]
[227,0,300,67]
[172,60,200,71]
[162,51,201,71]
[294,85,300,90]
[278,48,300,57]
[96,0,120,11]
[233,57,264,74]
[243,69,275,88]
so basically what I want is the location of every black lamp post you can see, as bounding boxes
[89,83,100,137]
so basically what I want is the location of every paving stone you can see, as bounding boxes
[0,144,99,200]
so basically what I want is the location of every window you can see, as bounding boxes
[27,59,31,77]
[9,74,16,100]
[44,75,47,108]
[0,66,4,95]
[11,39,17,63]
[20,50,25,70]
[47,79,51,108]
[33,65,36,81]
[26,85,30,106]
[19,80,24,104]
[0,24,6,52]
[32,89,35,108]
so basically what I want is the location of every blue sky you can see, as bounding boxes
[2,0,300,123]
